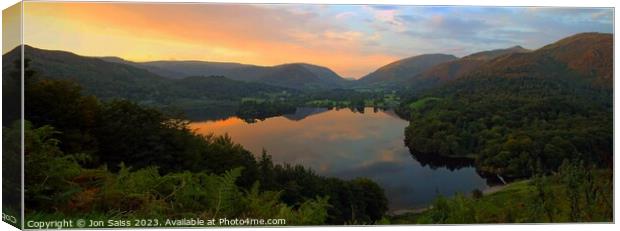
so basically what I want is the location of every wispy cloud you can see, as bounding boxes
[22,3,613,78]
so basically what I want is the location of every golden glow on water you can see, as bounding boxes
[189,108,391,153]
[194,117,247,130]
[188,108,489,210]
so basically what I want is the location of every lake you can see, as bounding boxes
[189,107,491,211]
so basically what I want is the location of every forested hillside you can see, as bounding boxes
[398,45,530,94]
[401,33,612,178]
[2,46,293,106]
[358,54,457,86]
[3,60,389,225]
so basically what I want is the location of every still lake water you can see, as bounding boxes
[189,107,490,211]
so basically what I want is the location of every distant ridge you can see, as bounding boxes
[408,45,531,89]
[480,33,612,85]
[3,45,292,104]
[358,53,457,86]
[103,58,349,89]
[6,32,612,94]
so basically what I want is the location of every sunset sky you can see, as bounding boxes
[13,2,614,78]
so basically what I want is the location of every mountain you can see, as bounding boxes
[402,32,613,179]
[103,58,348,89]
[462,45,529,61]
[408,45,530,89]
[4,45,291,106]
[296,63,346,85]
[127,60,255,79]
[409,33,613,97]
[253,63,348,89]
[99,57,190,79]
[5,45,170,101]
[358,54,457,85]
[408,32,612,92]
[476,33,612,86]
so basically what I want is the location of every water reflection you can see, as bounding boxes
[282,107,329,121]
[190,107,490,210]
[407,149,475,171]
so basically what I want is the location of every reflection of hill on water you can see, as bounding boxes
[283,107,329,121]
[407,147,506,186]
[408,148,475,171]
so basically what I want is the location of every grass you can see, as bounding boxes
[388,169,613,224]
[387,180,535,224]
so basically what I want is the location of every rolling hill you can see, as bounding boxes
[3,45,292,107]
[104,58,348,89]
[102,58,256,80]
[402,32,613,178]
[405,45,530,90]
[474,33,612,86]
[358,53,457,86]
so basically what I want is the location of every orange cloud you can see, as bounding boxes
[23,2,398,78]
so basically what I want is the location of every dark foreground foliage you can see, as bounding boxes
[12,63,389,225]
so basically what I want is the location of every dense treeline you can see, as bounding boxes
[10,61,389,224]
[402,73,612,178]
[256,151,388,224]
[236,100,296,123]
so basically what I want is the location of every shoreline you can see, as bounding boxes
[388,182,512,216]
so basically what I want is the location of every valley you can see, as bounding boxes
[3,32,613,225]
